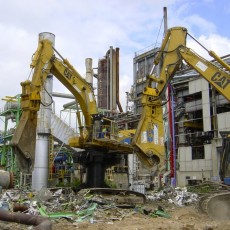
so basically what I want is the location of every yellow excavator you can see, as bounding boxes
[11,33,164,187]
[131,27,230,172]
[140,26,230,219]
[10,36,98,172]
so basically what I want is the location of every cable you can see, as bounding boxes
[187,32,209,53]
[154,16,164,49]
[27,68,33,80]
[40,84,54,107]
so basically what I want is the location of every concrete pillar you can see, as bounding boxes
[202,79,211,131]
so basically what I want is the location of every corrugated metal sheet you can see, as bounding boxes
[133,184,145,194]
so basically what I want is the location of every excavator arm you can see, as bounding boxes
[11,38,97,171]
[134,26,230,220]
[132,26,230,168]
[178,46,230,99]
[132,27,188,168]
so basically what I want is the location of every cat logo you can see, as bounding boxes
[64,68,72,80]
[211,72,230,89]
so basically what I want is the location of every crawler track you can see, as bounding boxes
[196,182,230,220]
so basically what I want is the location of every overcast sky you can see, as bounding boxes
[1,0,230,129]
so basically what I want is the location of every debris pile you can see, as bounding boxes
[146,186,199,207]
[0,186,199,229]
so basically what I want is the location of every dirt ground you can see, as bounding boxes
[52,206,230,230]
[0,202,230,230]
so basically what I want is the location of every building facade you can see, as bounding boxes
[172,55,230,186]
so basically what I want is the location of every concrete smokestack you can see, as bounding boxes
[85,58,93,85]
[32,32,54,191]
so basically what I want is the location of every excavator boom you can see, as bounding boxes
[131,27,188,168]
[143,26,230,219]
[132,26,230,169]
[11,38,97,171]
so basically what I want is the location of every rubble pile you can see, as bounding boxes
[146,186,199,207]
[0,186,200,229]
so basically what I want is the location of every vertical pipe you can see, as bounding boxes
[32,32,55,191]
[125,92,129,113]
[109,47,113,111]
[115,48,123,112]
[163,7,168,36]
[168,85,174,183]
[110,46,117,112]
[163,6,176,186]
[171,85,177,187]
[163,6,173,185]
[106,51,110,110]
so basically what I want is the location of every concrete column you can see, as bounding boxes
[128,154,139,190]
[202,79,211,131]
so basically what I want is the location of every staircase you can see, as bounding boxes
[51,112,79,149]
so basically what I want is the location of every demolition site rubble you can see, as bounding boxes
[0,185,202,229]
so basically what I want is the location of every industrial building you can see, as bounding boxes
[171,54,230,186]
